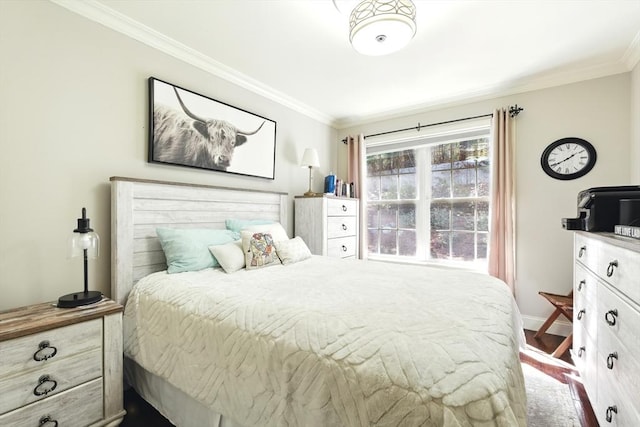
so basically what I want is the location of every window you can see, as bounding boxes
[366,129,490,270]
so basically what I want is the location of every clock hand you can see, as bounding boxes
[550,152,577,167]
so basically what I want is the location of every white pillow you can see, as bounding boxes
[209,240,245,273]
[241,222,289,243]
[241,231,281,270]
[275,237,312,265]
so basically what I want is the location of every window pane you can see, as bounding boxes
[477,232,488,259]
[398,230,416,256]
[397,150,416,174]
[430,201,451,230]
[367,156,381,176]
[452,201,475,231]
[399,203,416,228]
[430,231,450,259]
[451,232,474,260]
[477,201,489,231]
[380,153,396,175]
[367,205,379,229]
[431,170,451,198]
[367,176,380,200]
[431,145,451,171]
[380,230,397,255]
[368,229,379,254]
[399,173,417,199]
[477,166,490,197]
[380,175,398,200]
[380,204,398,228]
[452,168,476,197]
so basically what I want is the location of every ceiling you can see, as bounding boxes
[57,0,640,128]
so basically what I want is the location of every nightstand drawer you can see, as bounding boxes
[327,216,357,238]
[0,347,102,414]
[0,378,103,427]
[327,236,357,258]
[0,318,102,379]
[327,199,357,217]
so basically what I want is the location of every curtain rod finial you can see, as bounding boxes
[509,105,523,118]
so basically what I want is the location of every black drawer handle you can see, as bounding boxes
[606,352,618,370]
[341,245,347,252]
[578,246,586,258]
[341,223,347,231]
[605,309,618,326]
[606,260,618,277]
[578,280,585,291]
[33,375,57,396]
[578,346,585,357]
[33,340,57,362]
[341,204,347,212]
[39,415,58,427]
[606,405,617,423]
[577,309,585,320]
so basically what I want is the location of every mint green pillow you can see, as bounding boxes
[156,228,240,273]
[225,218,274,233]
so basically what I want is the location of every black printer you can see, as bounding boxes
[562,186,640,232]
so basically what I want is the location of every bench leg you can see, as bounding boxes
[534,308,562,338]
[552,333,573,358]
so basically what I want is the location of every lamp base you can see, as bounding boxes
[303,190,316,197]
[57,290,103,308]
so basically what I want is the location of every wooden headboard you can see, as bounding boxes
[110,176,288,306]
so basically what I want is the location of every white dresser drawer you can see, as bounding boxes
[597,283,640,356]
[574,264,598,338]
[0,318,102,379]
[575,233,600,273]
[327,236,357,258]
[595,367,640,426]
[327,198,357,217]
[0,378,103,427]
[597,329,640,409]
[327,216,357,239]
[594,243,640,303]
[0,347,102,414]
[572,329,598,405]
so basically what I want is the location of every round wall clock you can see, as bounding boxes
[540,137,597,180]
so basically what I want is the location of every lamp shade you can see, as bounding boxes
[349,0,417,56]
[301,148,320,168]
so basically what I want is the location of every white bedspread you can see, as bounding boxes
[123,256,526,427]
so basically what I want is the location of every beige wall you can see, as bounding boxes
[338,74,632,332]
[0,1,336,310]
[631,61,640,182]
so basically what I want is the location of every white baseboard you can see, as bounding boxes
[521,315,572,337]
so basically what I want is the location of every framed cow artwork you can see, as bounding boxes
[148,77,277,179]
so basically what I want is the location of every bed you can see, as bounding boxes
[111,176,527,427]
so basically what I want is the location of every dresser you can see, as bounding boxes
[294,195,359,258]
[572,231,640,426]
[0,298,126,427]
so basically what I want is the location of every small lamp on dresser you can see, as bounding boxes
[301,148,320,197]
[58,207,103,308]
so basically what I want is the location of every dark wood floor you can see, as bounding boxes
[121,330,598,426]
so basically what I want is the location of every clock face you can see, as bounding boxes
[541,137,597,180]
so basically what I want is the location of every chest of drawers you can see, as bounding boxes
[294,195,359,258]
[0,299,125,427]
[572,232,640,426]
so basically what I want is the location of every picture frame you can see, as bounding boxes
[148,77,277,179]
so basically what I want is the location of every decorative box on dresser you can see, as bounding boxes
[572,231,640,426]
[294,195,359,258]
[0,298,126,427]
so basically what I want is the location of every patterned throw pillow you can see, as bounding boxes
[241,231,281,270]
[275,236,312,265]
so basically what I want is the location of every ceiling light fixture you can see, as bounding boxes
[349,0,417,56]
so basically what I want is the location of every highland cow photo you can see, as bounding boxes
[148,77,277,179]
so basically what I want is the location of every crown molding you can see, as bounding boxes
[622,30,640,70]
[49,0,335,126]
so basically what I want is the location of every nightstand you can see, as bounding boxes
[0,298,126,427]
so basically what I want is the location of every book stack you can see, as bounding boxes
[614,224,640,240]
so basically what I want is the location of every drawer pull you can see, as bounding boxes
[577,280,585,291]
[341,223,347,231]
[606,352,618,370]
[577,309,585,320]
[606,260,618,277]
[33,375,57,396]
[341,245,347,252]
[605,405,617,423]
[578,346,585,357]
[39,415,58,427]
[342,204,347,212]
[33,340,57,362]
[578,246,586,258]
[605,309,618,326]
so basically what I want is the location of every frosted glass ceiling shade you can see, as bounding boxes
[349,0,417,56]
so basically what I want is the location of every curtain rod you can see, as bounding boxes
[341,104,523,144]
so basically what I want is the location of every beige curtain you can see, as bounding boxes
[488,109,516,293]
[346,134,367,259]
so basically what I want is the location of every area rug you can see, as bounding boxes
[523,363,580,427]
